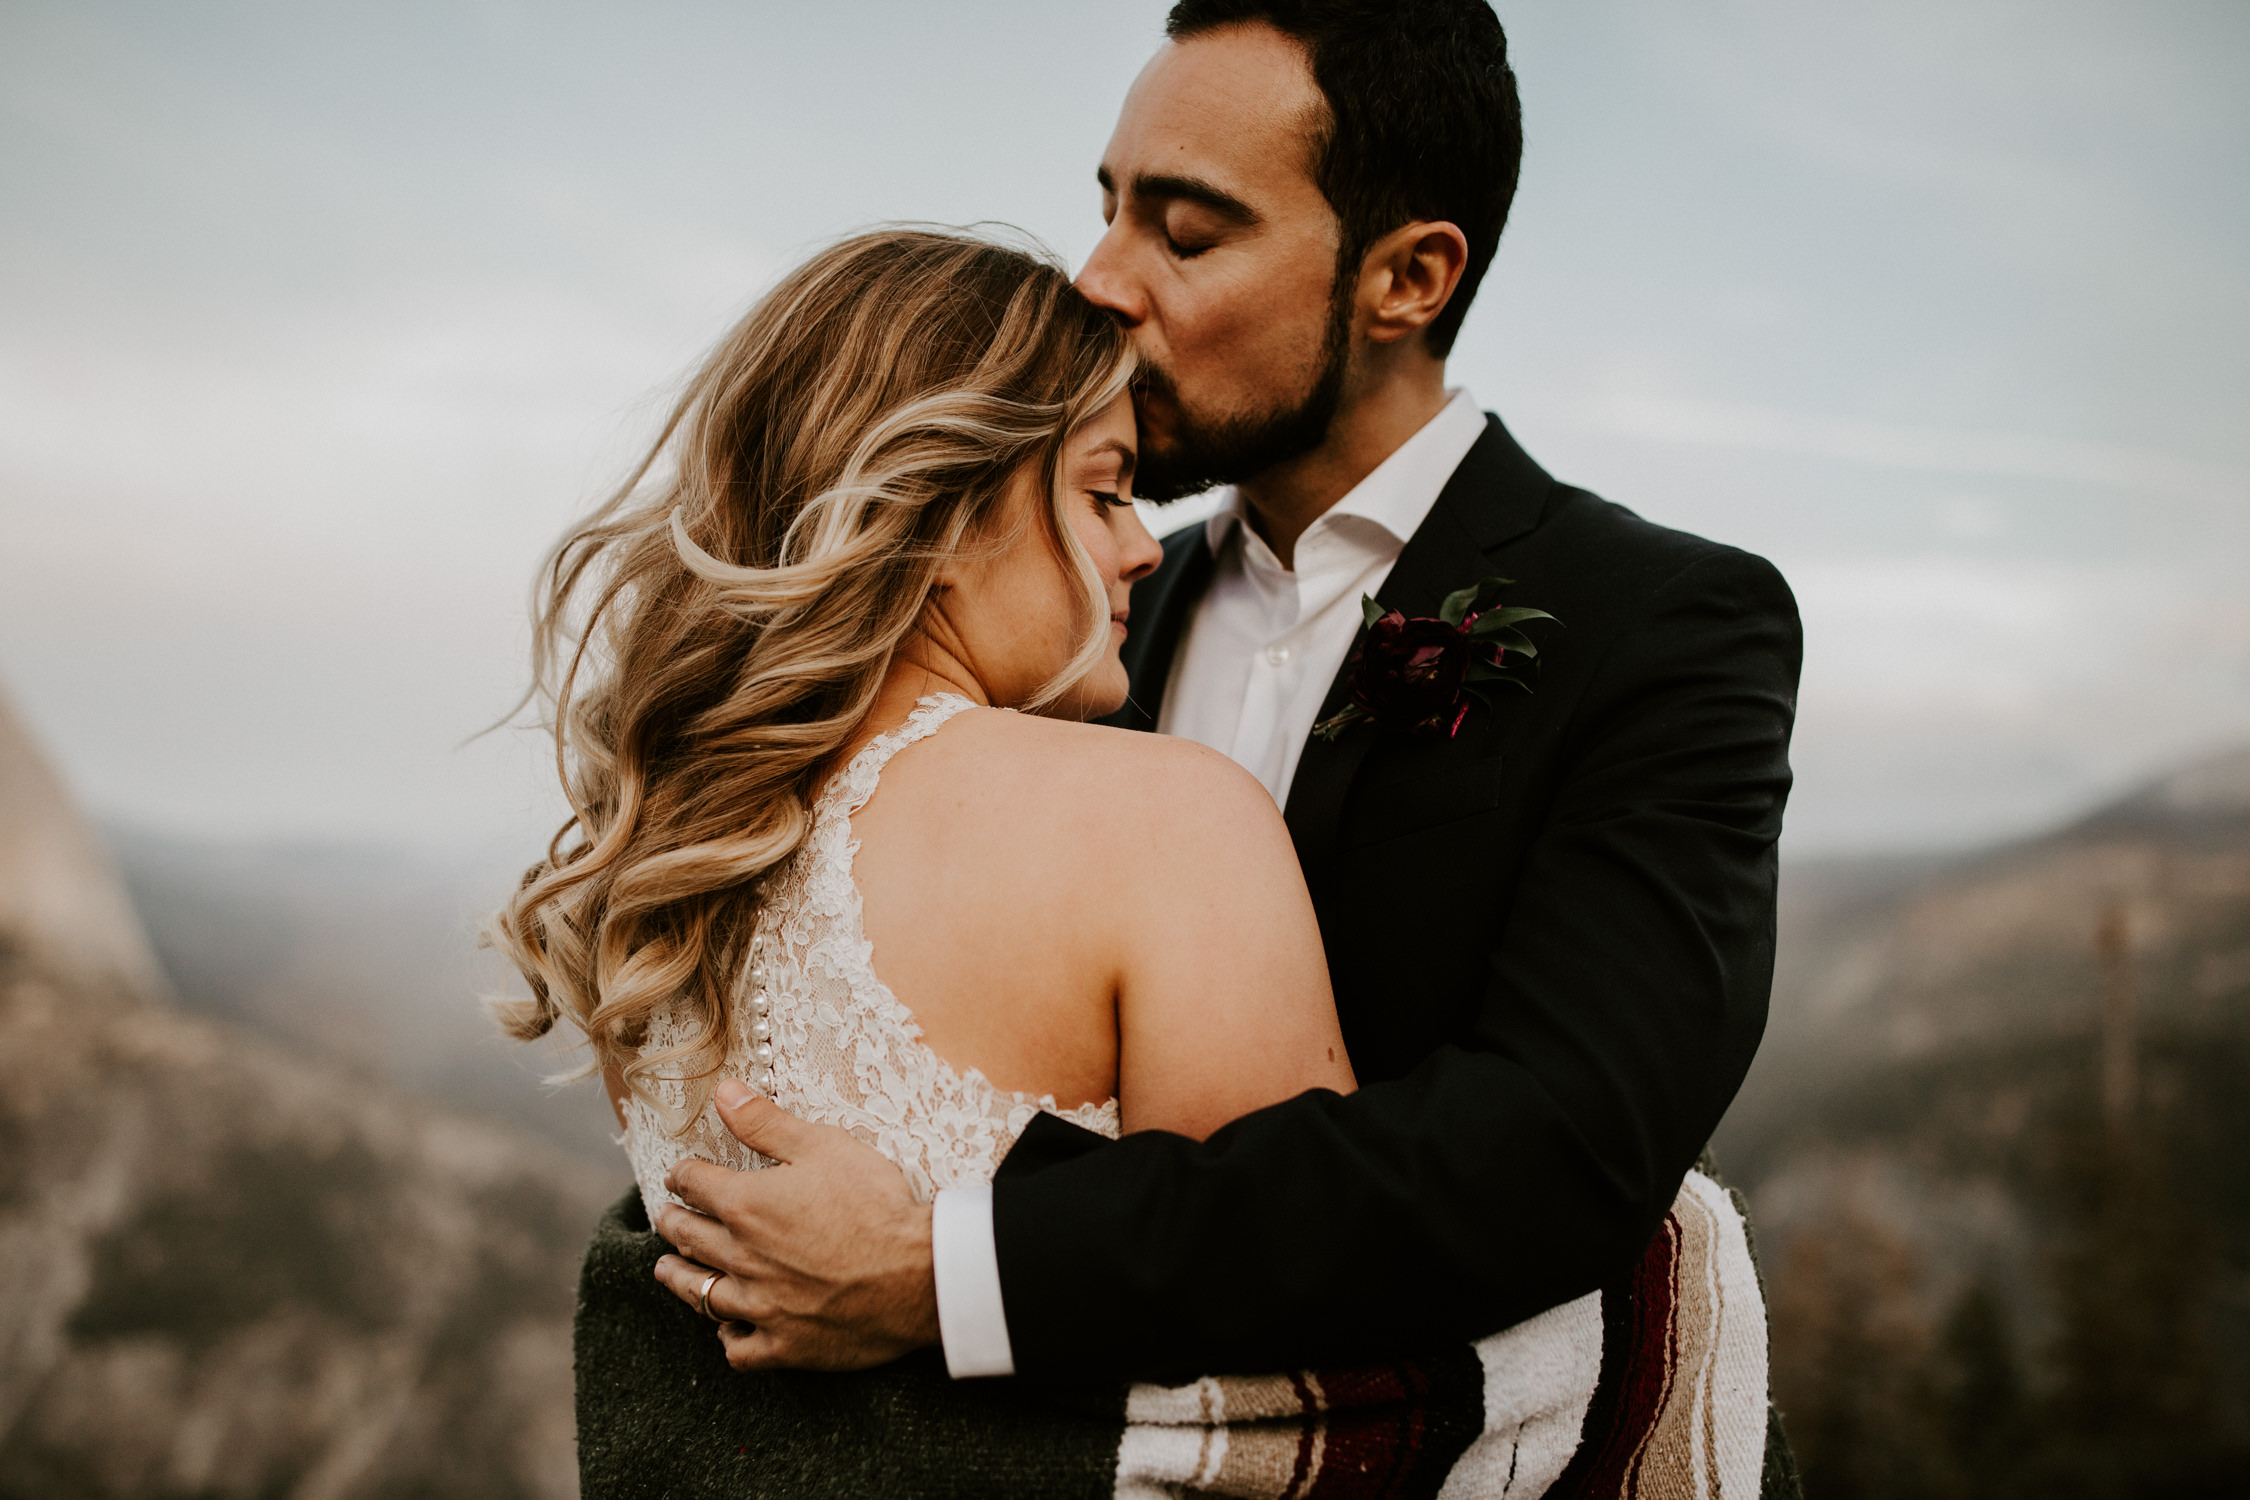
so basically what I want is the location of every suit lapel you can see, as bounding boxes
[1281,415,1554,872]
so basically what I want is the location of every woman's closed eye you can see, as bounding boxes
[1089,490,1132,512]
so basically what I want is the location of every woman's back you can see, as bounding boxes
[626,689,1350,1222]
[850,692,1350,1137]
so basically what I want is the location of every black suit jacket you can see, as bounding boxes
[991,414,1801,1382]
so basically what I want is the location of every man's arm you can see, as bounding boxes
[991,547,1801,1380]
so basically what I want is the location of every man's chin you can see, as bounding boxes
[1131,384,1179,439]
[1131,421,1227,504]
[1129,383,1344,502]
[1127,381,1218,501]
[1133,454,1211,505]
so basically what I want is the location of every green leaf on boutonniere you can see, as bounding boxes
[1360,594,1387,628]
[1471,605,1556,633]
[1466,657,1539,695]
[1485,626,1538,658]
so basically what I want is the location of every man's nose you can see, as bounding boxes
[1075,229,1145,327]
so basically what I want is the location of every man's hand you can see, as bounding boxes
[652,1078,941,1371]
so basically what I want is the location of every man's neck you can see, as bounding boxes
[1237,360,1450,570]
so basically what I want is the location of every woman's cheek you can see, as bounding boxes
[1072,508,1120,581]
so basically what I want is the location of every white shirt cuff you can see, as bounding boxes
[931,1185,1016,1378]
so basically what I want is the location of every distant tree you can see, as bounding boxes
[1770,1206,1951,1500]
[2021,1105,2231,1498]
[1755,868,2250,1498]
[1933,1277,2025,1495]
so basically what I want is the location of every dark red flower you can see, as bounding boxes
[1345,610,1474,737]
[1311,578,1555,743]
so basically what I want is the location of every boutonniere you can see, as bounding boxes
[1312,576,1557,742]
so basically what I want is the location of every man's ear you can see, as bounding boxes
[1358,220,1469,346]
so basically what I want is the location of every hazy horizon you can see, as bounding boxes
[5,0,2246,863]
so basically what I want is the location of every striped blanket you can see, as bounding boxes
[574,1170,1795,1500]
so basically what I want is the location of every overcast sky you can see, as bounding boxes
[3,0,2246,864]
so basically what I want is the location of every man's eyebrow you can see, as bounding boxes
[1095,165,1261,228]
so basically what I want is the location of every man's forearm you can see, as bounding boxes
[992,1053,1669,1380]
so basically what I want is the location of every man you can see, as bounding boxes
[657,0,1795,1407]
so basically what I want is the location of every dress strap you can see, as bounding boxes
[820,694,980,820]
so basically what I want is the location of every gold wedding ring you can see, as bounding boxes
[696,1270,723,1323]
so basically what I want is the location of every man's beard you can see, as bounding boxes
[1130,284,1353,504]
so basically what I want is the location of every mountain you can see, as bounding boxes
[1715,747,2250,1497]
[106,828,625,1167]
[0,690,614,1498]
[1720,746,2250,1190]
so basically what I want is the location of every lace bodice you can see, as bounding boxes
[624,693,1121,1223]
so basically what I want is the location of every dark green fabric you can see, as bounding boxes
[1761,1402,1805,1500]
[574,1190,1124,1500]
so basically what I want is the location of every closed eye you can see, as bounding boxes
[1090,490,1132,511]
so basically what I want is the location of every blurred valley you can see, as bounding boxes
[6,663,2250,1497]
[106,828,625,1171]
[1718,750,2250,1496]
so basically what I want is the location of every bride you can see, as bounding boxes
[490,227,1363,1487]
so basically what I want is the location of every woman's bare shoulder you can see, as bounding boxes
[933,710,1279,834]
[907,712,1303,965]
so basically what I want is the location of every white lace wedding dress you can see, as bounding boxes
[622,693,1120,1224]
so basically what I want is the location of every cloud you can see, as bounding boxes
[1589,393,2247,508]
[1780,550,2250,851]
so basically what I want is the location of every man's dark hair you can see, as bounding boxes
[1165,0,1521,358]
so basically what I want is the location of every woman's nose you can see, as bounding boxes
[1119,506,1164,583]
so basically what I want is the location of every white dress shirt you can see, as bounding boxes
[932,390,1490,1377]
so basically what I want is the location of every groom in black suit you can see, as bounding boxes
[659,0,1799,1389]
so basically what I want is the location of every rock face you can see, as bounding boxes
[0,694,164,1005]
[0,692,613,1497]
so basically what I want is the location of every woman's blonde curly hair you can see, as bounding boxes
[487,227,1136,1124]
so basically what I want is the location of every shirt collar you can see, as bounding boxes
[1203,388,1487,564]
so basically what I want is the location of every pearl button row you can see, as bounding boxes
[745,934,776,1093]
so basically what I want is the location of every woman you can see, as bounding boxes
[490,228,1361,1493]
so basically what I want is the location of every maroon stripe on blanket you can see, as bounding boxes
[1548,1213,1684,1500]
[1620,1221,1687,1497]
[1301,1346,1486,1500]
